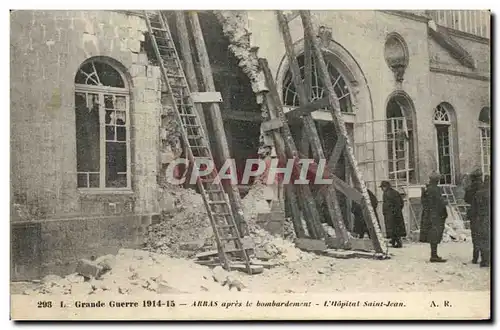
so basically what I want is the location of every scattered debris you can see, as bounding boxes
[144,184,215,256]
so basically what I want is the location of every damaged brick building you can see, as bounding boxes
[10,10,490,280]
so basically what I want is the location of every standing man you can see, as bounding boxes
[471,175,490,267]
[420,172,448,262]
[380,181,406,248]
[464,169,483,264]
[352,188,380,239]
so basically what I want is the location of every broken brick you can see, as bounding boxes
[75,259,103,279]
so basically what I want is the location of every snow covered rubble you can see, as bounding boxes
[23,249,249,295]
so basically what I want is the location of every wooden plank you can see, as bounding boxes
[250,260,278,269]
[188,12,247,236]
[194,260,265,273]
[300,11,385,254]
[230,263,264,274]
[325,237,374,252]
[261,118,284,132]
[191,92,223,104]
[322,249,357,259]
[286,96,330,118]
[277,11,350,246]
[294,238,328,252]
[328,135,346,168]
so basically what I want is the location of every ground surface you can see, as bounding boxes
[244,241,490,293]
[11,241,489,295]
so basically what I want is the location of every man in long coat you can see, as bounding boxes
[464,169,483,264]
[352,188,380,239]
[470,175,490,267]
[420,172,448,262]
[380,181,406,248]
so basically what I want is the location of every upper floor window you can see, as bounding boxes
[282,53,354,113]
[74,59,131,190]
[428,10,490,39]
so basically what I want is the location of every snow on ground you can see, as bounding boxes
[244,241,490,293]
[11,241,489,296]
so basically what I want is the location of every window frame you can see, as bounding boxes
[74,63,132,192]
[478,107,491,179]
[281,53,355,114]
[433,104,455,185]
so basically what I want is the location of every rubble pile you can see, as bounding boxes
[144,185,215,257]
[440,205,470,242]
[242,183,314,264]
[23,249,249,296]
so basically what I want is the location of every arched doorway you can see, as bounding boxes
[433,102,458,185]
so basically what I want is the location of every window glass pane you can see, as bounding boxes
[77,173,88,188]
[116,96,126,110]
[89,173,100,188]
[106,126,115,141]
[106,142,127,188]
[105,95,114,109]
[75,92,100,172]
[117,127,127,142]
[105,110,114,124]
[116,111,126,125]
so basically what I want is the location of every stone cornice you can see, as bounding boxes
[430,66,490,81]
[378,10,430,23]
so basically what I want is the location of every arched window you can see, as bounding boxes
[433,103,455,185]
[282,53,354,113]
[386,95,416,183]
[479,106,490,177]
[74,59,131,189]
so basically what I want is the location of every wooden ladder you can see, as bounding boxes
[144,11,253,274]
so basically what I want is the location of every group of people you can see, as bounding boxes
[351,171,490,266]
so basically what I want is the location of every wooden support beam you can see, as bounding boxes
[188,11,247,236]
[261,118,284,132]
[285,185,306,238]
[174,11,208,134]
[260,58,326,239]
[328,135,346,168]
[277,11,350,246]
[300,10,386,254]
[286,96,330,119]
[191,92,223,103]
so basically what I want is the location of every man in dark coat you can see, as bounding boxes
[470,175,490,267]
[380,181,406,248]
[420,172,448,262]
[464,169,483,264]
[352,188,381,239]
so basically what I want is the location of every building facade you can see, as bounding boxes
[10,10,490,280]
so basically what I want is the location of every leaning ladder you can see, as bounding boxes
[144,11,253,274]
[440,185,468,227]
